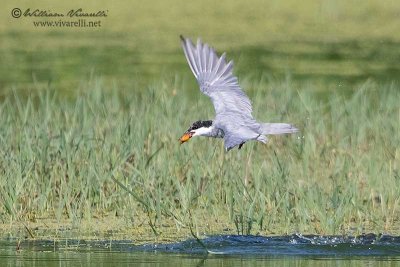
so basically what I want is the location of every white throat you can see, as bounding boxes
[192,126,215,137]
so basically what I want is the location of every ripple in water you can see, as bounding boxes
[8,233,400,257]
[141,234,400,256]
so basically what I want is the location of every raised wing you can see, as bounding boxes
[180,36,253,118]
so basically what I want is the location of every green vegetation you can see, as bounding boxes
[2,0,400,92]
[0,0,400,241]
[0,78,399,241]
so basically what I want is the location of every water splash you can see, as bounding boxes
[7,233,400,257]
[142,234,400,256]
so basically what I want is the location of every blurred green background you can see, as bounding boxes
[1,0,400,95]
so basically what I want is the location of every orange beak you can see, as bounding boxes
[179,132,192,144]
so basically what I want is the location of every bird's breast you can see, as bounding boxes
[211,127,225,139]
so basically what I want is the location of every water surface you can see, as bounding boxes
[1,234,399,266]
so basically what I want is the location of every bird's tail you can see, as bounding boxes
[261,123,299,135]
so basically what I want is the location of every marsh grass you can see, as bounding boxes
[0,77,399,240]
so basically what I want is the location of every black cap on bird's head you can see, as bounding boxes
[179,120,213,144]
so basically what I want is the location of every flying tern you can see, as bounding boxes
[179,36,298,151]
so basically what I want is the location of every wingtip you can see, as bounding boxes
[179,35,185,42]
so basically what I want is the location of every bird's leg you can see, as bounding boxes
[238,142,245,150]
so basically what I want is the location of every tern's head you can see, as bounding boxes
[179,120,213,144]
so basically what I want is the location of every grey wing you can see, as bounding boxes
[223,132,244,151]
[180,36,253,118]
[222,126,260,151]
[218,115,261,151]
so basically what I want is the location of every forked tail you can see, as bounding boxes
[261,123,299,135]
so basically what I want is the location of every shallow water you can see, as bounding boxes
[1,234,399,266]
